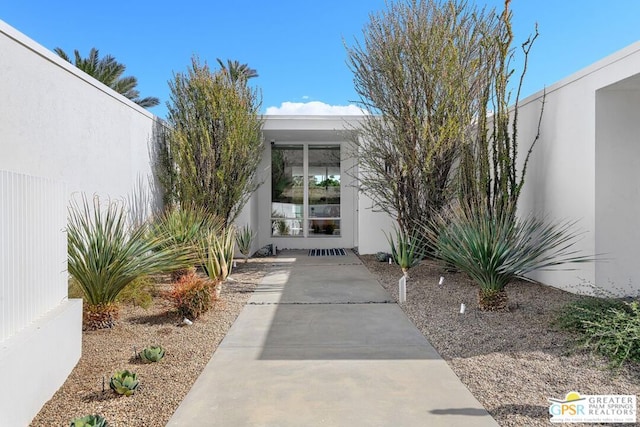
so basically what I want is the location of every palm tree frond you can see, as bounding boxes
[53,47,159,108]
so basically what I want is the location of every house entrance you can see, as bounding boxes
[271,144,341,238]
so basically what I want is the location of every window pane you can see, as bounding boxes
[271,146,303,231]
[308,145,340,222]
[272,219,302,236]
[309,219,340,237]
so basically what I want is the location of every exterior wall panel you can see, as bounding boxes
[0,171,67,343]
[517,41,640,295]
[0,171,81,427]
[0,19,159,425]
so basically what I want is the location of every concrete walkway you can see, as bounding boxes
[167,250,498,427]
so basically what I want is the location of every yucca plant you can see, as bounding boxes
[385,226,424,277]
[69,414,109,427]
[150,205,223,280]
[422,205,593,310]
[67,195,194,330]
[236,224,255,263]
[109,370,139,396]
[140,345,165,363]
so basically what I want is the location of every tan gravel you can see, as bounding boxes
[31,254,640,427]
[360,255,640,427]
[30,259,273,427]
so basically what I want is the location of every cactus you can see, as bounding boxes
[140,345,165,363]
[69,414,109,427]
[109,370,139,396]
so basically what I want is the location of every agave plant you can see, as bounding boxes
[235,224,255,263]
[110,370,139,396]
[422,205,593,310]
[67,194,194,330]
[385,226,424,277]
[69,414,109,427]
[201,226,236,283]
[140,345,165,363]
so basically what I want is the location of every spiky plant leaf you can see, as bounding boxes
[150,205,223,278]
[235,224,255,263]
[422,205,593,295]
[385,226,424,276]
[200,227,236,282]
[67,195,195,309]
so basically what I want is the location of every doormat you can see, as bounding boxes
[308,248,347,256]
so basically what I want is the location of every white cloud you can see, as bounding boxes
[265,101,367,116]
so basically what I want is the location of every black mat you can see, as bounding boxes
[308,248,347,256]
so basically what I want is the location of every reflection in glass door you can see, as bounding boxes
[308,145,340,236]
[271,145,303,236]
[271,144,341,237]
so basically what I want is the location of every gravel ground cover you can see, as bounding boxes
[30,254,639,427]
[360,255,640,427]
[30,259,272,427]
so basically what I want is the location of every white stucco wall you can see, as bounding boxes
[0,20,160,424]
[595,83,640,295]
[356,191,396,254]
[234,172,263,257]
[517,41,640,295]
[0,20,161,206]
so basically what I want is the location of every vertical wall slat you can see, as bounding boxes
[0,171,67,344]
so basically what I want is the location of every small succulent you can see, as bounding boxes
[140,345,165,363]
[69,414,109,427]
[109,369,139,396]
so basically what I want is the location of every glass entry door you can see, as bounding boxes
[271,144,341,237]
[308,145,340,236]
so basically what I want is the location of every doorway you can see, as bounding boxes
[271,144,342,238]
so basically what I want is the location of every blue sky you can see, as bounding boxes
[2,1,639,118]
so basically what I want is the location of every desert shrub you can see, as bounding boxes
[150,205,223,280]
[150,204,222,252]
[167,272,216,319]
[69,276,153,310]
[68,277,83,299]
[159,56,263,226]
[557,297,640,368]
[421,205,591,310]
[555,297,628,332]
[67,194,193,329]
[115,275,154,309]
